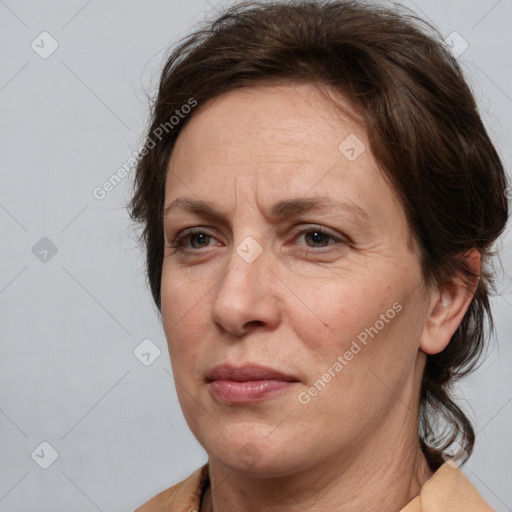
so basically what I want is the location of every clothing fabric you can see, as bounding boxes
[134,461,493,511]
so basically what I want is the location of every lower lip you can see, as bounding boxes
[208,379,297,404]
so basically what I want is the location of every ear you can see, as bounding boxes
[419,249,481,355]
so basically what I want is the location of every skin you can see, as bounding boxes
[160,82,479,512]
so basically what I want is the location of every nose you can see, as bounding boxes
[211,239,281,337]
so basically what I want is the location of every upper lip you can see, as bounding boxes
[206,364,299,382]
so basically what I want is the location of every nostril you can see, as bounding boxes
[249,320,264,327]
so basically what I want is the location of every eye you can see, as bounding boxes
[293,226,345,250]
[167,229,218,253]
[166,225,346,256]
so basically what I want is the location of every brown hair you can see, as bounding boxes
[128,0,509,470]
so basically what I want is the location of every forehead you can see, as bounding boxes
[171,82,362,162]
[166,83,371,190]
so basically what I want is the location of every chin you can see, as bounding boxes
[201,426,313,477]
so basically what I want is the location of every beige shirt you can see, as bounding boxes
[135,462,493,511]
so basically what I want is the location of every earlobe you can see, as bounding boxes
[420,249,481,355]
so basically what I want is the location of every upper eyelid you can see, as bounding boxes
[290,225,342,242]
[171,224,339,238]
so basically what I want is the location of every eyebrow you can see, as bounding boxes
[164,196,368,224]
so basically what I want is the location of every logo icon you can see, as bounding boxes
[31,32,59,59]
[444,32,469,59]
[31,441,59,469]
[441,441,468,469]
[32,237,58,263]
[236,236,263,264]
[237,442,262,468]
[338,134,366,162]
[134,338,161,366]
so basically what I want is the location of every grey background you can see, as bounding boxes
[1,0,511,510]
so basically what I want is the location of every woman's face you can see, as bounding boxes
[161,83,431,476]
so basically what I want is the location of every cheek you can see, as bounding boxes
[161,272,208,376]
[288,275,393,358]
[291,279,421,409]
[161,264,210,331]
[164,317,204,377]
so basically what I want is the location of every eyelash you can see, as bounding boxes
[167,226,345,255]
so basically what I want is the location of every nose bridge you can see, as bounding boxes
[218,233,268,304]
[212,233,279,334]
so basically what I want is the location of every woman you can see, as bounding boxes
[129,1,509,510]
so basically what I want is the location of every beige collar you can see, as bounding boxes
[400,462,492,511]
[135,461,492,511]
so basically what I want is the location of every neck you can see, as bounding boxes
[204,409,433,512]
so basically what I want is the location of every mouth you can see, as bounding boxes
[206,364,300,404]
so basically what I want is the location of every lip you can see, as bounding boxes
[206,364,299,404]
[206,364,298,382]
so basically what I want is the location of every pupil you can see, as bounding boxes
[192,233,208,248]
[308,231,327,246]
